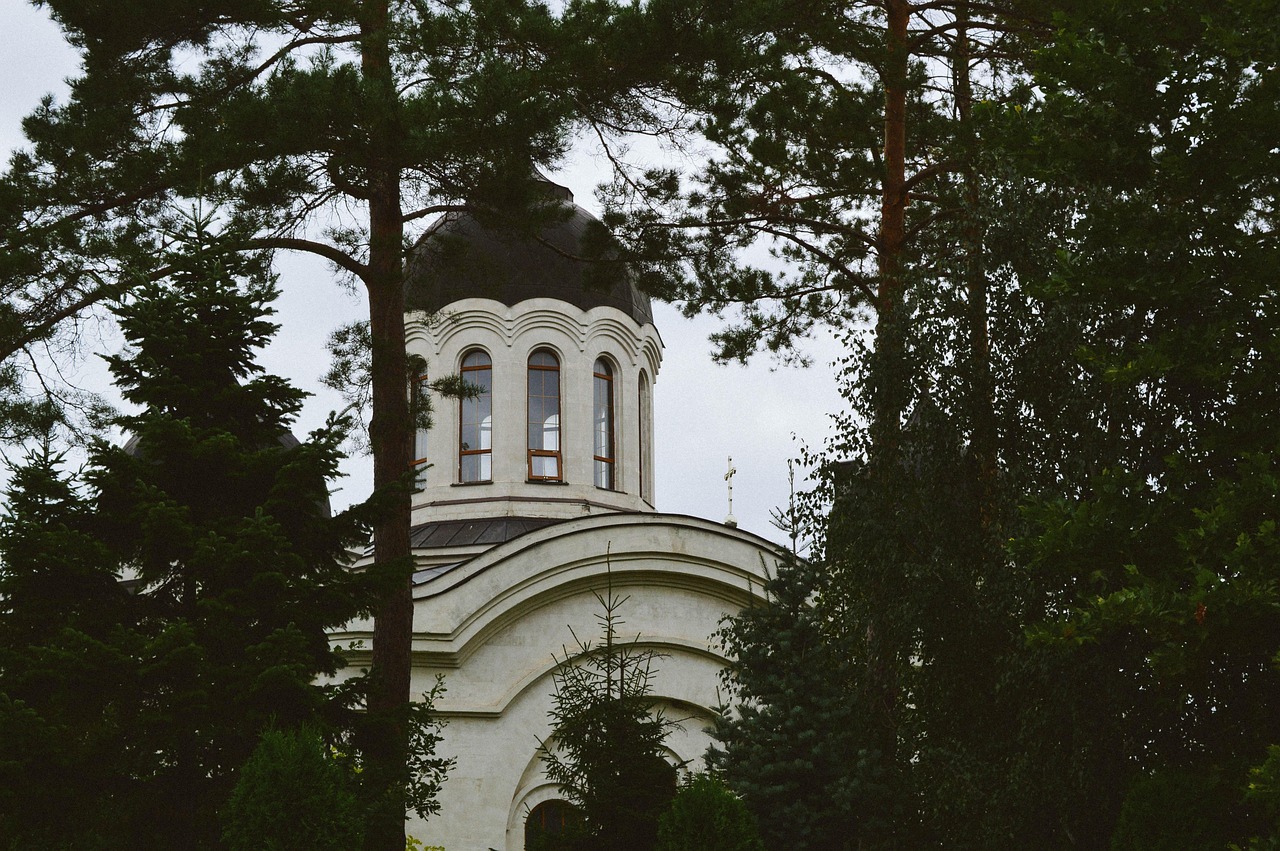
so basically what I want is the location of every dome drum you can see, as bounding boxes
[403,182,662,525]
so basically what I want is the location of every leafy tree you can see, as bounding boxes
[603,8,1048,841]
[683,0,1278,846]
[654,773,764,851]
[1243,746,1280,851]
[537,580,679,851]
[991,0,1280,843]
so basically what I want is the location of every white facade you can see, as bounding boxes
[339,190,780,850]
[407,297,662,522]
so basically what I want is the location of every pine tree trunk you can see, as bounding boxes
[863,0,912,759]
[874,0,910,467]
[360,0,414,847]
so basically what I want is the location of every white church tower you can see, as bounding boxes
[336,176,780,850]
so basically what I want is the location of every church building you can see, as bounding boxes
[333,177,780,850]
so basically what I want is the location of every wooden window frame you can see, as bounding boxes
[639,370,651,501]
[459,350,492,483]
[593,357,616,490]
[527,349,562,481]
[525,800,580,844]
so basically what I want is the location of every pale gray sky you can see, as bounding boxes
[0,2,846,545]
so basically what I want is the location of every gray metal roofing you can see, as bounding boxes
[406,516,567,586]
[408,515,565,550]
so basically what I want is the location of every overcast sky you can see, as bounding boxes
[0,3,848,545]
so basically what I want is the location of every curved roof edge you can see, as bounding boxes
[410,511,782,595]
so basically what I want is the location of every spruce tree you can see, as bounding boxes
[0,219,384,847]
[0,448,136,848]
[536,582,678,851]
[92,222,376,846]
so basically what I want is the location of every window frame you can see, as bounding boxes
[593,356,616,490]
[525,800,580,846]
[458,349,493,483]
[527,348,563,481]
[639,369,652,502]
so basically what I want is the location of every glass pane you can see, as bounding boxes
[543,414,559,451]
[595,459,613,489]
[532,455,559,478]
[593,375,612,459]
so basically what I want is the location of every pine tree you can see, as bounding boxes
[0,8,683,842]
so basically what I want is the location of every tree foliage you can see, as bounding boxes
[709,553,907,851]
[222,725,365,851]
[0,220,385,848]
[654,772,765,851]
[1,5,685,844]
[700,0,1278,847]
[536,580,679,851]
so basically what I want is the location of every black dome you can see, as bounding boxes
[404,184,653,326]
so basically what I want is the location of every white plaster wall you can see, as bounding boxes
[379,514,781,851]
[406,299,662,524]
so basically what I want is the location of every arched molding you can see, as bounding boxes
[510,308,587,348]
[406,514,779,658]
[507,781,565,848]
[428,306,513,355]
[417,297,660,365]
[405,309,452,347]
[416,513,776,596]
[580,319,647,363]
[457,343,493,367]
[432,632,734,719]
[504,719,709,850]
[639,337,662,381]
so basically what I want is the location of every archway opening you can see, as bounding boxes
[524,799,581,850]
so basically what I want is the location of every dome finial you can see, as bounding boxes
[724,456,738,528]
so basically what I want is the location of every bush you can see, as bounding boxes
[656,773,765,851]
[221,726,363,850]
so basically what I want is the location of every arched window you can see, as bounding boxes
[527,349,561,480]
[459,350,492,482]
[525,800,580,848]
[593,357,615,490]
[639,370,652,502]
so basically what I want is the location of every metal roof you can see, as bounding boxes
[408,515,565,550]
[403,183,653,326]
